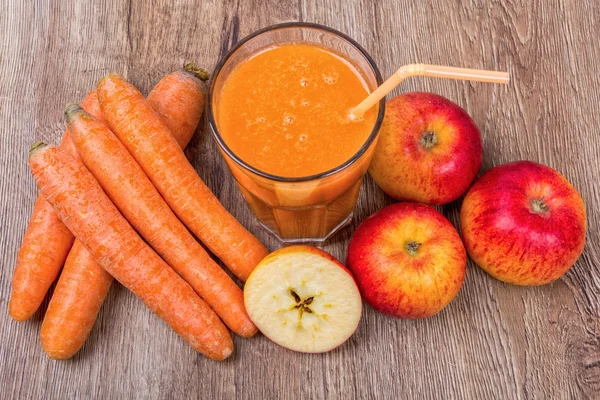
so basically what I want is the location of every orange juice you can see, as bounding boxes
[217,43,377,178]
[210,25,383,243]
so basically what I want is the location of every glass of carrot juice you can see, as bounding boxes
[208,23,385,244]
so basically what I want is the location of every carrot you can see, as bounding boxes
[60,89,105,160]
[29,143,233,360]
[64,105,257,337]
[97,73,268,282]
[11,67,209,322]
[38,68,218,358]
[40,241,113,359]
[40,68,218,359]
[9,196,74,322]
[146,62,209,148]
[9,90,102,321]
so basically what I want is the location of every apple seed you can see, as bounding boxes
[290,290,316,314]
[290,290,301,303]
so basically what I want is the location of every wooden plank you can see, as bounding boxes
[1,0,599,398]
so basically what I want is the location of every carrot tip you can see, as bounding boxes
[30,141,47,155]
[64,103,83,123]
[96,73,121,90]
[184,62,210,82]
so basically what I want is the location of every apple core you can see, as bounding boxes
[290,290,315,314]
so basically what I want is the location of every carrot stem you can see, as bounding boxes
[184,61,210,81]
[29,141,47,154]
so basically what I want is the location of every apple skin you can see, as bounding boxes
[346,203,466,318]
[255,245,357,280]
[368,92,482,205]
[460,161,586,286]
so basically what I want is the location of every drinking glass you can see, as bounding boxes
[208,22,385,244]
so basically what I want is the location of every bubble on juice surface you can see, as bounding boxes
[256,116,266,123]
[301,100,310,107]
[300,78,309,87]
[295,137,308,151]
[258,145,270,157]
[285,133,293,140]
[322,70,339,85]
[283,115,295,125]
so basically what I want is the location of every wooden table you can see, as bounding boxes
[1,1,599,398]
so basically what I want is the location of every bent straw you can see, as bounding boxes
[350,64,510,119]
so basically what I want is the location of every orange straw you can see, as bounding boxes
[350,64,510,119]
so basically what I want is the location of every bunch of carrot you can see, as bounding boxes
[10,63,269,361]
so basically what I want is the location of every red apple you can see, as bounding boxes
[369,92,482,205]
[460,161,586,285]
[347,202,466,318]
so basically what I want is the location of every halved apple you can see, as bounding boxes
[244,246,362,353]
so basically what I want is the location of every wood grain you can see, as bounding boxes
[1,0,599,398]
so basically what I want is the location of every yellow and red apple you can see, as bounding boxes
[369,92,482,205]
[347,202,466,318]
[460,161,586,285]
[244,246,362,353]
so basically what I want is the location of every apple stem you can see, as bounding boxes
[531,198,549,214]
[405,241,421,256]
[421,132,438,149]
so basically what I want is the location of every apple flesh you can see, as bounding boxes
[347,202,466,318]
[243,246,362,353]
[460,161,586,285]
[368,92,482,205]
